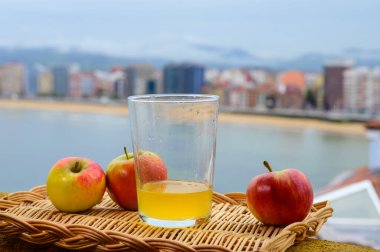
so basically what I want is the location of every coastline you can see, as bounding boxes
[0,99,366,136]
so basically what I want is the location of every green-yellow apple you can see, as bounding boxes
[246,161,313,225]
[46,157,106,213]
[106,147,138,210]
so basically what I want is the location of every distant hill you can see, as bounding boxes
[0,47,168,71]
[0,47,379,72]
[273,49,380,72]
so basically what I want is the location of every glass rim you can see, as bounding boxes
[128,94,219,103]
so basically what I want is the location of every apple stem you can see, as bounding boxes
[124,146,129,160]
[72,161,81,173]
[263,161,273,172]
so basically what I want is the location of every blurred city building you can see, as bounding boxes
[323,60,353,111]
[94,70,113,98]
[247,83,278,109]
[2,58,380,120]
[37,68,53,96]
[126,64,157,95]
[70,72,98,98]
[305,73,324,110]
[277,70,306,109]
[69,72,81,98]
[343,67,380,115]
[204,67,308,110]
[25,64,39,97]
[163,63,205,94]
[0,62,25,98]
[52,66,69,97]
[110,66,128,99]
[278,70,306,92]
[203,69,228,105]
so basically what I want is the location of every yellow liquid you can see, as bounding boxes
[137,180,212,220]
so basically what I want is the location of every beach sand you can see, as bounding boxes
[0,99,366,136]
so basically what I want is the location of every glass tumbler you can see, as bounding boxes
[128,94,219,228]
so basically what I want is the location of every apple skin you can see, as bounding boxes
[106,152,138,210]
[246,167,314,225]
[106,150,168,210]
[46,157,106,213]
[137,151,168,184]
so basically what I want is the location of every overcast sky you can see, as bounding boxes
[0,0,379,60]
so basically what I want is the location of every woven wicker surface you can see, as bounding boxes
[0,186,333,252]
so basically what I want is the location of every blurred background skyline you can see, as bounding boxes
[1,0,380,114]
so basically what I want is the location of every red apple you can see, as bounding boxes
[136,151,168,184]
[106,147,138,210]
[246,161,314,225]
[106,148,168,210]
[46,157,106,213]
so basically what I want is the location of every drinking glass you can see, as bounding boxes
[128,94,219,228]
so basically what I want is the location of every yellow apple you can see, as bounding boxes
[46,157,106,213]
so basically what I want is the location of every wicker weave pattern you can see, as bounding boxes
[0,186,332,252]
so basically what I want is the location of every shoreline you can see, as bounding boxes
[0,99,366,136]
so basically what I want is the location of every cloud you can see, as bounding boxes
[0,37,147,57]
[342,47,380,59]
[190,43,256,60]
[192,44,224,53]
[0,32,259,64]
[222,48,255,59]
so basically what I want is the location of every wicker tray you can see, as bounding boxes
[0,186,332,252]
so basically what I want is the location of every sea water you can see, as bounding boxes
[0,108,368,193]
